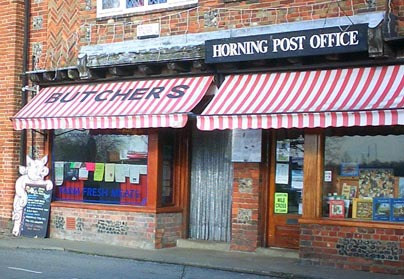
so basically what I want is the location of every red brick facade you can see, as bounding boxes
[231,163,262,251]
[0,0,26,230]
[24,0,396,71]
[300,222,404,275]
[50,206,182,249]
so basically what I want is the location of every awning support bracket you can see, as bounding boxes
[32,129,46,137]
[54,129,87,137]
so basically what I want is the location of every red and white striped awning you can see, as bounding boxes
[12,76,214,130]
[197,65,404,130]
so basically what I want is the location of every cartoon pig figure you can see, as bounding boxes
[12,155,53,236]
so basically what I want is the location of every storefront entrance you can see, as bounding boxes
[189,129,233,242]
[267,132,304,249]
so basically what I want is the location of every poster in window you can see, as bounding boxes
[274,192,288,213]
[372,198,391,221]
[340,163,359,177]
[397,177,404,198]
[276,140,290,162]
[324,170,332,182]
[291,170,303,189]
[275,163,289,184]
[329,200,345,218]
[390,198,404,222]
[231,129,262,162]
[352,198,373,219]
[358,168,395,198]
[64,162,79,181]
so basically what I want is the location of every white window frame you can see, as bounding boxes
[97,0,197,18]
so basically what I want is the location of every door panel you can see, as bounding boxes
[267,132,304,249]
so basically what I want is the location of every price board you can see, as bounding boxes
[21,184,52,238]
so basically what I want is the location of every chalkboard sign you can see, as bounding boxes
[21,184,52,238]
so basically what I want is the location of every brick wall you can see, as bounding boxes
[27,0,392,71]
[231,163,262,252]
[389,0,404,36]
[156,213,183,248]
[50,206,182,249]
[300,223,404,275]
[0,0,26,227]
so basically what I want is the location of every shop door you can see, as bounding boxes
[189,129,233,242]
[267,133,304,249]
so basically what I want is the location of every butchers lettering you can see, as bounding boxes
[44,84,189,103]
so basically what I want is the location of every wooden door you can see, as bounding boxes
[267,132,304,249]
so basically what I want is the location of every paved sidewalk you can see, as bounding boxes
[0,235,402,279]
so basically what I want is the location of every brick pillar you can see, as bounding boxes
[231,162,261,252]
[0,0,26,229]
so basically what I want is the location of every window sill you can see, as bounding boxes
[299,217,404,229]
[51,201,157,213]
[51,201,184,214]
[157,206,182,213]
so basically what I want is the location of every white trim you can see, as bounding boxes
[97,0,197,18]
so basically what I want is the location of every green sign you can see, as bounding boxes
[274,192,288,213]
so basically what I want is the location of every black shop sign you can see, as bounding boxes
[21,184,52,238]
[205,24,368,63]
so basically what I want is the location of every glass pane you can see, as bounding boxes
[102,0,120,9]
[323,134,404,221]
[52,130,148,206]
[148,0,166,4]
[161,132,174,206]
[274,133,304,215]
[127,0,144,7]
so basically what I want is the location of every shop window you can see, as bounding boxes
[52,130,148,206]
[274,133,304,215]
[97,0,197,17]
[161,131,175,206]
[323,134,404,222]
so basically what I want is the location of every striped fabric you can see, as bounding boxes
[197,65,404,130]
[12,76,213,130]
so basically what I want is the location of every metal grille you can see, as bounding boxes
[189,128,233,242]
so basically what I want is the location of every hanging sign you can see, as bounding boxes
[205,24,368,63]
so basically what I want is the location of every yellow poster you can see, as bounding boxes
[274,192,288,214]
[93,163,105,182]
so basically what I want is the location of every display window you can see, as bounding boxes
[52,129,149,205]
[323,132,404,222]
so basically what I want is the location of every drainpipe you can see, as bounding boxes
[20,0,31,165]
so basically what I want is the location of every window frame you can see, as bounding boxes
[97,0,197,18]
[50,129,155,208]
[320,130,404,225]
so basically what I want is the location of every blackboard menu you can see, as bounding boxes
[21,184,52,238]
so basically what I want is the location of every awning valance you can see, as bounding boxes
[197,65,404,130]
[12,76,214,130]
